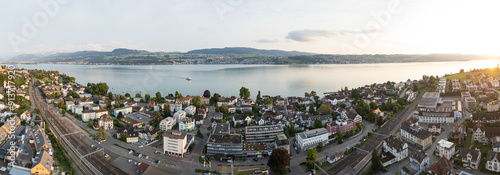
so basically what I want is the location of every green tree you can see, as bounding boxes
[145,94,151,102]
[210,93,220,105]
[108,92,114,100]
[317,104,332,115]
[192,96,201,107]
[196,129,204,139]
[236,122,241,128]
[125,93,131,98]
[203,90,211,98]
[308,105,315,114]
[264,98,274,105]
[175,91,183,99]
[339,103,347,108]
[239,87,250,99]
[316,142,324,151]
[135,93,142,98]
[314,119,322,129]
[153,111,162,121]
[337,131,343,144]
[267,148,290,174]
[369,102,377,110]
[219,104,228,113]
[88,119,94,128]
[164,104,171,117]
[256,90,262,102]
[96,128,107,139]
[306,148,317,170]
[370,149,383,174]
[117,112,124,119]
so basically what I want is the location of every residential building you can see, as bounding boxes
[437,78,446,93]
[342,109,362,123]
[159,117,176,131]
[139,126,160,141]
[163,130,192,157]
[401,150,429,175]
[326,119,356,135]
[417,100,462,124]
[327,152,344,164]
[98,114,114,130]
[486,151,500,172]
[179,118,195,131]
[472,122,487,144]
[184,105,196,115]
[428,123,441,134]
[473,113,500,123]
[464,97,477,109]
[296,128,329,150]
[460,145,481,170]
[245,125,283,143]
[427,157,453,175]
[30,151,53,175]
[436,139,455,160]
[232,114,252,127]
[206,134,243,159]
[487,100,499,112]
[20,110,31,121]
[173,110,186,123]
[400,121,432,150]
[275,134,290,154]
[381,135,408,166]
[125,131,139,143]
[113,106,133,116]
[82,109,108,122]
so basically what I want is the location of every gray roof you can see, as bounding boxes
[212,123,230,135]
[208,134,242,144]
[163,130,187,140]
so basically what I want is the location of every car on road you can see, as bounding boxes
[253,158,258,162]
[145,156,149,160]
[104,153,109,158]
[454,165,459,170]
[138,145,144,148]
[94,147,99,151]
[91,144,95,148]
[129,150,133,154]
[128,159,132,163]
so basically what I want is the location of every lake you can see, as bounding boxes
[13,60,500,97]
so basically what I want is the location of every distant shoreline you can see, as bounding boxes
[6,59,497,66]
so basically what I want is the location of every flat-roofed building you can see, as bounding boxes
[401,121,432,150]
[417,100,462,123]
[436,139,455,160]
[212,123,230,135]
[245,125,283,143]
[418,92,441,112]
[296,128,329,150]
[206,134,243,159]
[82,109,108,122]
[487,100,499,112]
[163,130,192,158]
[464,97,477,109]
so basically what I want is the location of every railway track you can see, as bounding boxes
[325,89,426,175]
[31,83,128,175]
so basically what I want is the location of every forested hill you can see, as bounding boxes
[8,48,500,65]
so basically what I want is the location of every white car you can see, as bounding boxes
[138,145,144,148]
[128,159,132,163]
[129,150,133,154]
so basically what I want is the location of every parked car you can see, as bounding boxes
[128,159,132,163]
[104,153,109,158]
[129,150,133,154]
[94,147,99,151]
[91,144,95,148]
[253,158,258,162]
[138,145,144,148]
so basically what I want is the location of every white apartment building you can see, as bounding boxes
[296,128,329,150]
[436,139,455,160]
[159,117,176,131]
[82,109,108,122]
[173,110,186,123]
[184,105,196,115]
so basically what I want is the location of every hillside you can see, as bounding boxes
[186,47,315,55]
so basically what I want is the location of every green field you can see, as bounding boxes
[445,68,500,82]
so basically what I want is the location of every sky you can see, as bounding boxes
[1,0,500,58]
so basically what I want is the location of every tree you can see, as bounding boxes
[337,131,343,144]
[267,148,290,174]
[236,122,241,128]
[210,93,220,105]
[125,93,130,98]
[175,91,183,99]
[145,94,151,102]
[317,142,324,151]
[96,128,107,139]
[264,98,274,105]
[155,91,162,100]
[203,90,211,98]
[135,93,142,98]
[153,111,162,121]
[164,104,171,117]
[306,148,317,170]
[86,82,109,96]
[314,119,322,129]
[256,90,262,102]
[370,149,383,174]
[88,119,94,128]
[117,112,124,119]
[369,102,377,110]
[350,127,355,136]
[308,105,315,114]
[108,92,114,100]
[196,129,204,139]
[239,87,250,99]
[192,96,201,107]
[339,103,347,108]
[317,104,332,115]
[219,104,228,113]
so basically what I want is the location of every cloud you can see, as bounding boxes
[286,29,379,42]
[255,39,279,43]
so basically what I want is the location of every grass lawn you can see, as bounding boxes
[465,134,472,148]
[234,167,265,175]
[445,68,500,82]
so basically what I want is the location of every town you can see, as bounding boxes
[1,65,500,175]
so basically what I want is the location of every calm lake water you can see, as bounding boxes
[13,60,500,97]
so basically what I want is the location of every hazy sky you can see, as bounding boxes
[1,0,500,57]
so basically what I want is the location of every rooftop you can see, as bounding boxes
[208,134,242,144]
[212,123,230,134]
[437,139,454,149]
[163,130,187,140]
[245,125,282,134]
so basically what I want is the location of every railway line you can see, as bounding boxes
[325,89,426,175]
[30,83,128,175]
